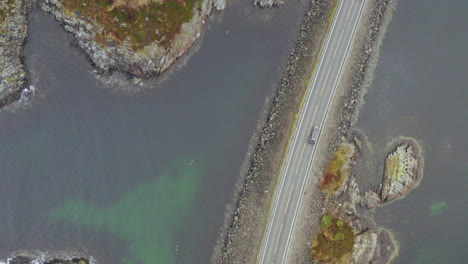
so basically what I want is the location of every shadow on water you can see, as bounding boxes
[0,1,306,264]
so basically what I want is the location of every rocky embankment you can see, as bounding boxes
[326,0,396,151]
[40,0,225,79]
[0,0,31,108]
[211,0,336,263]
[254,0,284,8]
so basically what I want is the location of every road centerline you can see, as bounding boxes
[284,184,295,216]
[333,29,345,58]
[320,65,332,96]
[346,0,355,21]
[295,145,307,174]
[274,223,284,253]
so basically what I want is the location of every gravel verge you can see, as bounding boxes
[211,1,337,263]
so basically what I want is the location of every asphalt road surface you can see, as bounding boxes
[257,0,367,263]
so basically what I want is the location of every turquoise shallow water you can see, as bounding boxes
[51,158,203,264]
[0,1,306,263]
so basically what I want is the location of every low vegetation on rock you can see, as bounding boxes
[381,141,422,202]
[312,213,356,264]
[320,143,355,197]
[59,0,200,50]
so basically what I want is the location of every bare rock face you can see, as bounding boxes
[352,230,378,264]
[381,142,423,203]
[0,0,31,108]
[40,0,224,79]
[362,190,380,209]
[254,0,285,8]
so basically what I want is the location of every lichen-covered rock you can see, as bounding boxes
[253,0,284,8]
[362,190,380,209]
[381,141,423,202]
[40,0,225,79]
[0,0,31,108]
[352,230,378,264]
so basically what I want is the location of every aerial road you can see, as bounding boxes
[257,0,367,263]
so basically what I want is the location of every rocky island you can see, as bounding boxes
[0,0,226,109]
[40,0,225,78]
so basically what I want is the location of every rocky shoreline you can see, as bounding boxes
[1,251,90,264]
[0,0,32,109]
[211,0,337,263]
[40,0,225,79]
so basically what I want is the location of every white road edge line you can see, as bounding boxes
[280,0,367,263]
[257,1,345,263]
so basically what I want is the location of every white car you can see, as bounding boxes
[309,126,320,145]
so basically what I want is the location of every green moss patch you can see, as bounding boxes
[60,0,200,50]
[312,214,356,264]
[320,144,354,197]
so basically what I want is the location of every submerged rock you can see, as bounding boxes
[381,141,423,203]
[0,0,31,108]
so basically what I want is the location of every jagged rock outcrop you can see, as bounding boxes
[381,141,423,202]
[254,0,284,8]
[0,0,31,108]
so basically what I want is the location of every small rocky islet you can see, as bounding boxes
[311,135,424,264]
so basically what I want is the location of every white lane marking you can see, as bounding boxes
[346,0,355,21]
[257,1,346,263]
[320,66,332,96]
[274,223,284,253]
[307,105,319,133]
[333,29,345,58]
[295,145,307,174]
[280,0,368,263]
[284,184,295,216]
[312,105,319,121]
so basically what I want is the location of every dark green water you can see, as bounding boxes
[355,0,468,263]
[0,1,306,263]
